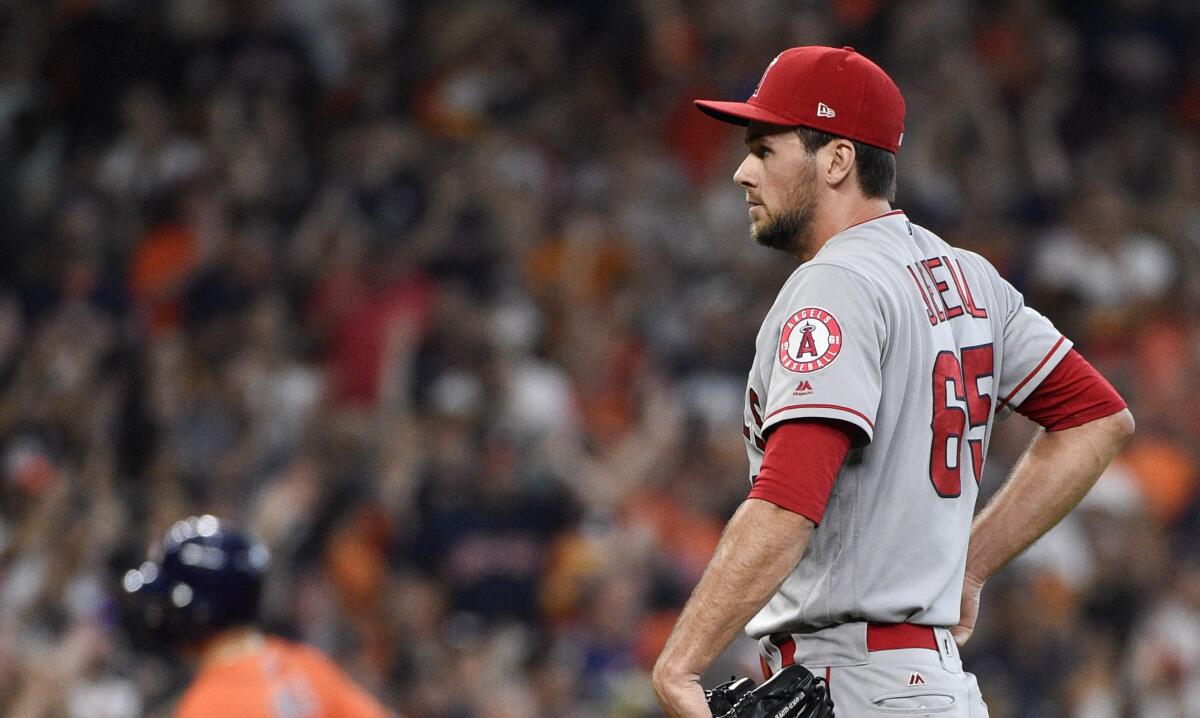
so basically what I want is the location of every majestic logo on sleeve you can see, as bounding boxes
[779,307,842,373]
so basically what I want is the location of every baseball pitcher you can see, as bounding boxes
[652,46,1134,717]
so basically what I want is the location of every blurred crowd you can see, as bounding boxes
[0,0,1197,716]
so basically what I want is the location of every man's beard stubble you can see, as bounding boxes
[751,163,819,260]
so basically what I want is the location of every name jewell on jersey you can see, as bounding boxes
[904,251,989,326]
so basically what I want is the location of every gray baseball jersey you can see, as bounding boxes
[742,210,1070,638]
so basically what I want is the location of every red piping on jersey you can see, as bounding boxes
[1015,349,1127,431]
[998,336,1066,409]
[764,403,875,430]
[842,208,906,233]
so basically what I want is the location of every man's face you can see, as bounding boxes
[734,122,819,257]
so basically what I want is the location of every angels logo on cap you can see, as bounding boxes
[751,53,782,99]
[779,307,842,373]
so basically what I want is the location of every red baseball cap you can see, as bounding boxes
[695,46,906,154]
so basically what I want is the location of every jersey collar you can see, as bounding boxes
[842,208,907,233]
[811,209,907,262]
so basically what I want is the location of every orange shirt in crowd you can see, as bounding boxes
[176,637,392,718]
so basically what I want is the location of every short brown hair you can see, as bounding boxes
[794,127,897,202]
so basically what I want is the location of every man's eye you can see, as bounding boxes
[754,147,771,158]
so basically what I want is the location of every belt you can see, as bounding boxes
[770,622,939,668]
[865,622,939,651]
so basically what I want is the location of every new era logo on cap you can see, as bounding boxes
[816,102,836,118]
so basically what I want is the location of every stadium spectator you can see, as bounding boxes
[0,2,1195,716]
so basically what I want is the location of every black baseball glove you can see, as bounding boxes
[704,665,834,718]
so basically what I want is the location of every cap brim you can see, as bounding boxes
[693,99,797,127]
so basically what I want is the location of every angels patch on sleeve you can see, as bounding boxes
[757,264,883,442]
[778,307,843,373]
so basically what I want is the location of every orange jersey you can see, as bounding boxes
[176,638,391,718]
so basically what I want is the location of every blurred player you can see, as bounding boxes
[652,46,1135,716]
[123,515,393,718]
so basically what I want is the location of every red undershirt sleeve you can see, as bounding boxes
[747,419,854,525]
[748,352,1123,523]
[1015,348,1127,431]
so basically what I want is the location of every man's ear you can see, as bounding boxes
[824,139,856,188]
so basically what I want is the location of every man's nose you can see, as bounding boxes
[734,156,756,188]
